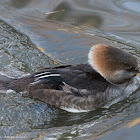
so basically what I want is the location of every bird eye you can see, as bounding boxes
[126,67,136,72]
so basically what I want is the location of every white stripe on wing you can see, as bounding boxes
[34,72,51,77]
[36,74,60,80]
[29,80,42,86]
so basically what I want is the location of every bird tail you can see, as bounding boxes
[0,74,13,91]
[0,73,35,93]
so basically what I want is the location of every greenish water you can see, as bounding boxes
[0,0,140,139]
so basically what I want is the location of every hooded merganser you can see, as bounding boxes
[0,44,140,112]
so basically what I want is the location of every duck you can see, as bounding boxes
[0,44,140,112]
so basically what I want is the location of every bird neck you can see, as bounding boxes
[103,76,140,108]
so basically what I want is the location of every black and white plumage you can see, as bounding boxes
[0,44,140,112]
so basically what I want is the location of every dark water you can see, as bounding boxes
[0,0,140,139]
